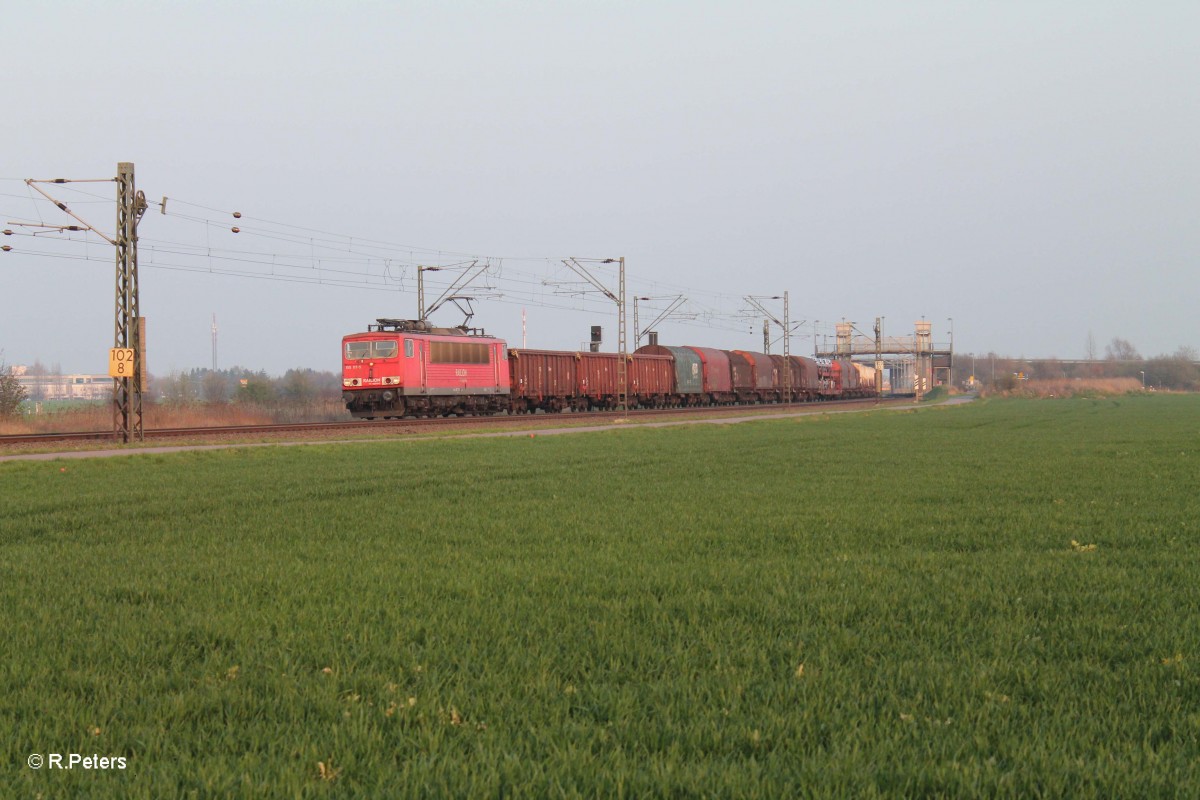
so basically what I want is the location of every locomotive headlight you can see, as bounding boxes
[343,379,353,387]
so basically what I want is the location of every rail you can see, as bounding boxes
[0,398,895,448]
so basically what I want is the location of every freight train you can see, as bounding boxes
[342,318,877,419]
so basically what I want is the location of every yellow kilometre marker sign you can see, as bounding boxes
[108,348,136,378]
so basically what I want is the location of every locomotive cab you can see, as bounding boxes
[342,334,405,417]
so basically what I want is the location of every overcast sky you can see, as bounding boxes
[3,1,1196,375]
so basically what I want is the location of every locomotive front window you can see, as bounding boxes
[372,341,398,358]
[345,341,372,360]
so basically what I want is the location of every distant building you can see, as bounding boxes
[15,371,111,401]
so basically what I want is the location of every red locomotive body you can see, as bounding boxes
[342,320,509,419]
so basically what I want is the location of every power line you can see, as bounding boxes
[9,190,761,301]
[3,187,812,341]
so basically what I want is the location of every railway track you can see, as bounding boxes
[0,397,897,448]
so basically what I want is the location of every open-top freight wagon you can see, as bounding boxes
[506,349,674,413]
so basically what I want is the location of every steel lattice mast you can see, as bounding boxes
[113,162,147,442]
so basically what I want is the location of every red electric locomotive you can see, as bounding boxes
[342,319,510,419]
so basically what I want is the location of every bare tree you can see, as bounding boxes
[1105,338,1141,361]
[1085,331,1097,361]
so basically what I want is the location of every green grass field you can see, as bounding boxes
[3,396,1199,797]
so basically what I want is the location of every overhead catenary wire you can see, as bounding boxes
[2,246,768,336]
[6,243,757,335]
[2,186,803,340]
[159,200,762,305]
[11,186,759,300]
[4,239,629,311]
